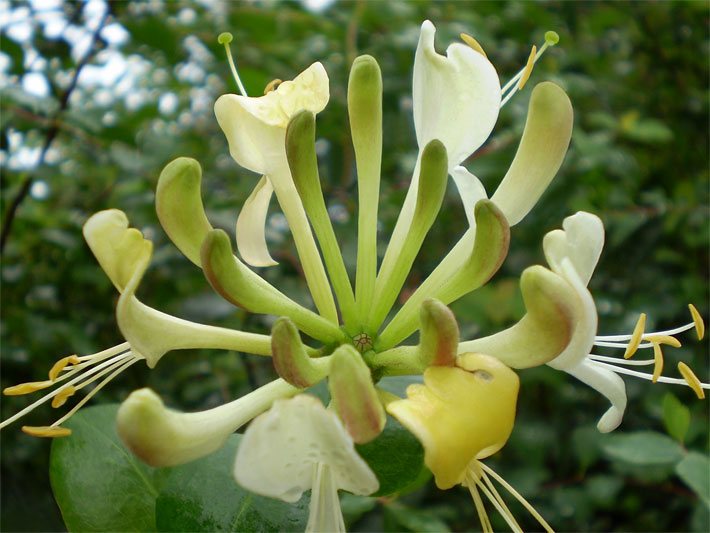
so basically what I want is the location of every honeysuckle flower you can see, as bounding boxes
[539,211,708,432]
[1,209,274,436]
[234,395,379,533]
[214,36,341,324]
[387,353,552,532]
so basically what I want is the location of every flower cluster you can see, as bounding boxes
[2,20,706,532]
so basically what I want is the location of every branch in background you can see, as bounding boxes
[0,8,110,254]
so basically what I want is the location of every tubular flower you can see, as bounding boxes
[540,212,707,431]
[234,395,379,533]
[387,354,552,532]
[1,209,272,437]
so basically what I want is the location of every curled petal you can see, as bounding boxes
[82,209,152,293]
[543,211,604,286]
[215,62,329,174]
[491,82,573,226]
[566,360,627,433]
[414,20,501,167]
[450,166,488,227]
[236,176,278,267]
[458,265,580,369]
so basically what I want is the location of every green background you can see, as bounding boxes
[1,0,708,531]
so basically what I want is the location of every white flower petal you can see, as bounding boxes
[565,360,627,433]
[413,20,501,168]
[234,395,378,503]
[236,176,278,267]
[544,211,604,286]
[450,166,488,227]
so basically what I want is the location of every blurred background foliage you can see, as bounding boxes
[1,0,708,531]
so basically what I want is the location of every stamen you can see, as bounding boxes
[51,386,76,408]
[460,33,487,57]
[4,380,54,396]
[595,322,694,342]
[623,313,646,359]
[589,354,655,366]
[500,30,560,107]
[517,45,537,90]
[688,304,705,340]
[651,343,664,383]
[263,79,282,94]
[48,355,81,381]
[644,335,681,348]
[678,362,705,399]
[476,475,522,533]
[218,32,248,96]
[21,425,71,438]
[479,462,554,533]
[592,360,710,391]
[466,469,493,533]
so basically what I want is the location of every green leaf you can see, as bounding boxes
[662,392,691,443]
[384,501,451,532]
[676,452,710,508]
[50,404,161,532]
[356,415,425,497]
[602,431,684,466]
[156,434,309,532]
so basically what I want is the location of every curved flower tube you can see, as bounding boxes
[215,62,337,323]
[234,395,379,533]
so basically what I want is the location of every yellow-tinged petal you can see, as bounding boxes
[236,176,277,267]
[22,425,71,438]
[387,354,519,489]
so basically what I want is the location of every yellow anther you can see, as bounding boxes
[460,33,487,57]
[22,425,72,438]
[3,380,54,396]
[651,343,664,383]
[677,362,705,399]
[624,313,646,359]
[688,304,705,340]
[644,335,681,348]
[48,355,81,381]
[51,386,76,408]
[517,45,537,90]
[264,79,282,94]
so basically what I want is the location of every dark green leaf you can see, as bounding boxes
[50,404,160,532]
[602,431,684,466]
[676,452,710,508]
[662,392,691,443]
[155,434,309,532]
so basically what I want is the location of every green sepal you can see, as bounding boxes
[328,345,386,444]
[200,229,344,344]
[156,157,213,266]
[271,317,330,387]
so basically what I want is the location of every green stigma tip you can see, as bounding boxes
[544,31,560,46]
[218,32,233,45]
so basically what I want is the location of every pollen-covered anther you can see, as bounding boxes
[677,362,705,399]
[688,304,705,340]
[21,425,72,438]
[51,386,77,408]
[48,355,81,381]
[644,334,681,348]
[459,33,487,57]
[517,45,537,90]
[623,313,647,359]
[651,343,664,383]
[263,79,282,94]
[3,380,54,396]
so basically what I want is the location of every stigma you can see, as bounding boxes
[0,342,144,437]
[588,304,708,398]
